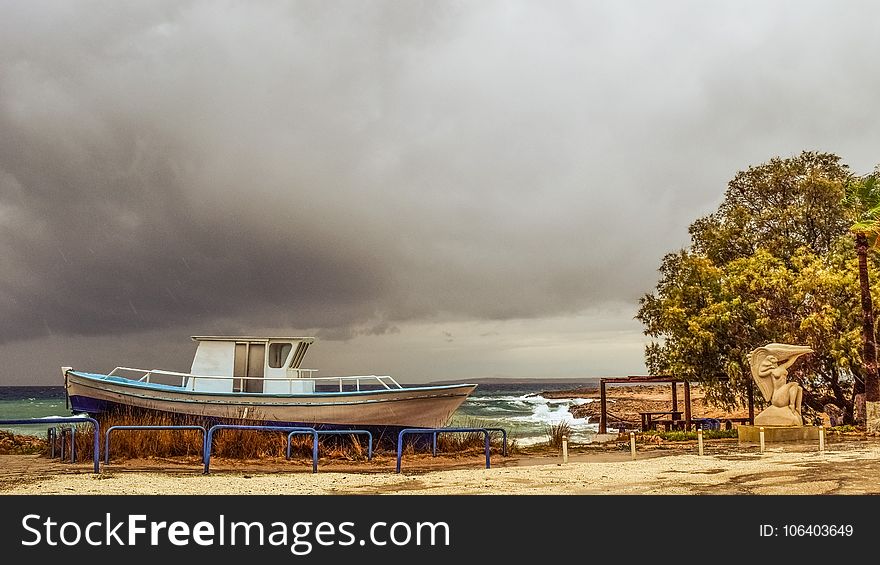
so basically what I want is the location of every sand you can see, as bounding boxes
[3,436,880,495]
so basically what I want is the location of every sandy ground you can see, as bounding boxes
[3,437,880,495]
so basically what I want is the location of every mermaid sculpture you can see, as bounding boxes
[747,343,813,426]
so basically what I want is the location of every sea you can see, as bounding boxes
[0,387,69,438]
[448,380,602,445]
[0,380,603,445]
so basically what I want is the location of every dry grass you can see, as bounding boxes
[60,407,373,462]
[546,421,571,449]
[57,407,514,462]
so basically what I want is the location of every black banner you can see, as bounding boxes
[0,495,871,561]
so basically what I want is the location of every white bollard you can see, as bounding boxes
[562,435,568,464]
[698,428,704,456]
[759,426,765,454]
[630,431,636,459]
[819,427,825,453]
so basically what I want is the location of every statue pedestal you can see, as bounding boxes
[737,425,821,444]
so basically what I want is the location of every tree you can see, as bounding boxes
[689,151,852,266]
[639,245,864,416]
[845,170,880,431]
[638,151,877,421]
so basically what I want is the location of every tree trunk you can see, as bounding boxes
[855,233,880,432]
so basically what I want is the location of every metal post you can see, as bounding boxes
[485,430,491,469]
[819,427,825,452]
[630,431,636,459]
[69,427,76,463]
[698,428,704,456]
[396,430,407,473]
[397,427,498,473]
[282,429,319,472]
[59,427,66,461]
[562,435,568,463]
[48,428,55,459]
[104,429,111,465]
[286,433,294,460]
[759,426,765,454]
[93,419,101,471]
[204,428,212,474]
[481,428,508,457]
[311,431,318,473]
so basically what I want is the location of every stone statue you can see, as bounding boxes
[747,343,813,426]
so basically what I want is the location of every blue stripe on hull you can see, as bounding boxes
[69,395,113,414]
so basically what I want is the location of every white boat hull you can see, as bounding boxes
[65,370,475,429]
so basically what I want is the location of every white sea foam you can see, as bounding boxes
[466,394,540,404]
[467,394,596,406]
[509,403,584,425]
[456,391,605,446]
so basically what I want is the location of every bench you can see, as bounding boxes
[650,419,688,431]
[649,417,753,432]
[639,411,683,431]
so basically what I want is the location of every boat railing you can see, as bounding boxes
[107,367,403,392]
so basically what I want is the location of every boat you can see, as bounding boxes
[63,336,477,432]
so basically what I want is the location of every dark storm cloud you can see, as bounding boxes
[1,0,879,346]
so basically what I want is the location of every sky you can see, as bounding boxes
[1,1,879,385]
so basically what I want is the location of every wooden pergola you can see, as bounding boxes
[597,375,755,434]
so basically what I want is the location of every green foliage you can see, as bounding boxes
[689,151,853,265]
[642,429,738,441]
[638,151,880,418]
[828,425,859,433]
[845,168,880,243]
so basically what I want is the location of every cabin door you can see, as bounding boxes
[233,343,265,393]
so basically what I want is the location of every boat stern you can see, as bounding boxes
[61,366,72,411]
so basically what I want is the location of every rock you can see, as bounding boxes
[0,430,46,455]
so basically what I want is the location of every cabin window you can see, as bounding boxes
[268,343,292,368]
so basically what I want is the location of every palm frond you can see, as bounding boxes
[846,173,880,234]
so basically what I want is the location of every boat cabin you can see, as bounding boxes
[189,336,316,394]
